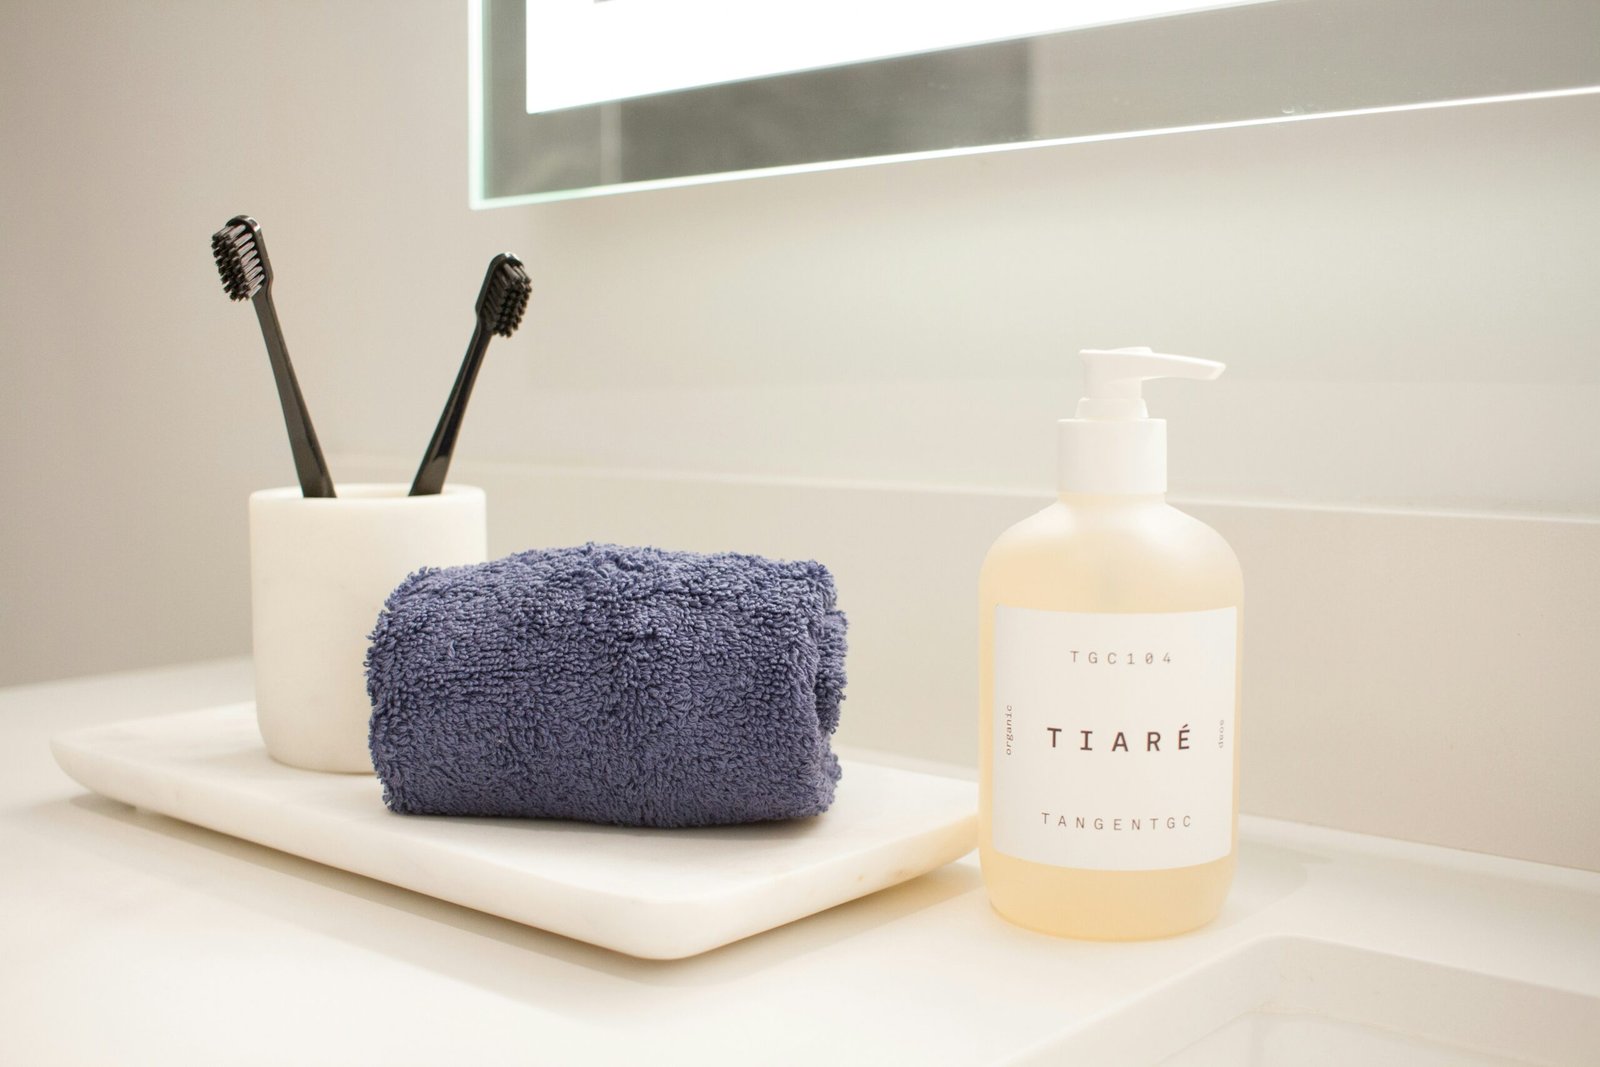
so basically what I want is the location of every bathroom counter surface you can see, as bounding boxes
[4,660,1597,1065]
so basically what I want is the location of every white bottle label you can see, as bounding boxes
[992,606,1237,871]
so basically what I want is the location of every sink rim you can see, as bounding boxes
[1002,933,1600,1066]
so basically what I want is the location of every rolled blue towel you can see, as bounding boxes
[365,543,847,827]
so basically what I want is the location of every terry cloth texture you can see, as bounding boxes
[366,543,847,827]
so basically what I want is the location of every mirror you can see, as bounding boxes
[473,0,1600,207]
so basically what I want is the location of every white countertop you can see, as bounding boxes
[4,660,1598,1065]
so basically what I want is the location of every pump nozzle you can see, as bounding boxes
[1079,346,1224,419]
[1059,345,1225,495]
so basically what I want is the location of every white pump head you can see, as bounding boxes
[1059,346,1225,495]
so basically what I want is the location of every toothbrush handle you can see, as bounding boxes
[410,322,491,496]
[253,292,335,498]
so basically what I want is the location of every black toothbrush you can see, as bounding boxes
[211,215,336,498]
[409,253,531,496]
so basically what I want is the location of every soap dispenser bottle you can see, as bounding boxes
[979,346,1242,940]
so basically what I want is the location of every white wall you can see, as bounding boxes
[1,1,511,682]
[3,4,1596,865]
[465,92,1599,513]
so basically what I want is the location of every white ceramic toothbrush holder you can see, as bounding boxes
[248,483,488,773]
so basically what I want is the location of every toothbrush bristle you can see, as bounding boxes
[211,216,268,301]
[481,255,532,337]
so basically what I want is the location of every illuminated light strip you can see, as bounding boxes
[524,0,1271,115]
[468,0,487,212]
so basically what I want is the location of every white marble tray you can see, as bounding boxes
[51,704,977,959]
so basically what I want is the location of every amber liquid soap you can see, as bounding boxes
[979,348,1243,940]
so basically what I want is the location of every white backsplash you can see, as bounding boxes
[336,456,1600,873]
